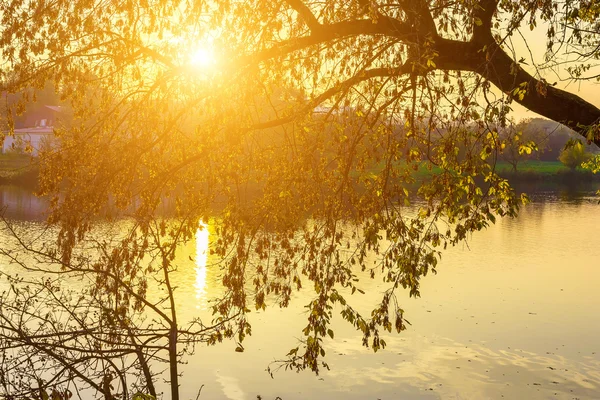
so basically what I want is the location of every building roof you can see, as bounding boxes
[13,127,54,135]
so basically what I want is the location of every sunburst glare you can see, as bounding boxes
[189,47,216,69]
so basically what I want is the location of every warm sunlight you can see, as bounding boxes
[5,1,600,399]
[189,47,216,69]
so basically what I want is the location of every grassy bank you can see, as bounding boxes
[369,160,596,179]
[411,160,597,182]
[495,161,568,175]
[494,160,599,182]
[0,153,40,189]
[357,159,600,192]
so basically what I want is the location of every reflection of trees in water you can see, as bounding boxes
[511,182,600,205]
[0,185,48,220]
[557,185,598,203]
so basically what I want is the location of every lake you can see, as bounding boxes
[1,184,599,400]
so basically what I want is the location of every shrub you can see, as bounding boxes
[558,141,592,169]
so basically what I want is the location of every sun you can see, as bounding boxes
[189,47,216,68]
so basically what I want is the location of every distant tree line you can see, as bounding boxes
[498,118,599,171]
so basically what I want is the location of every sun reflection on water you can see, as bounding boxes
[194,221,209,304]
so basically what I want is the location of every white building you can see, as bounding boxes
[2,105,61,155]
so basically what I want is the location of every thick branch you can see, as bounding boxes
[243,10,600,145]
[473,0,499,40]
[285,0,321,31]
[483,44,600,145]
[251,64,414,130]
[245,17,413,66]
[435,38,600,146]
[405,0,437,35]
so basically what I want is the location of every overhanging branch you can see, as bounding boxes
[285,0,321,31]
[239,8,600,146]
[435,38,600,145]
[473,0,499,40]
[242,17,413,67]
[251,64,415,130]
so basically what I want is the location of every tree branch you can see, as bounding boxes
[251,64,414,130]
[244,17,413,66]
[482,43,600,145]
[434,38,600,145]
[404,0,437,35]
[242,8,600,146]
[473,0,499,41]
[285,0,321,31]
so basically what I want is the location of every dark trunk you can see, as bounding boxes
[169,327,179,400]
[482,43,600,147]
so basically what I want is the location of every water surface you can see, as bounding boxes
[173,189,600,400]
[1,185,599,400]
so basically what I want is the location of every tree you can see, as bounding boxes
[558,141,592,169]
[1,0,599,399]
[499,119,548,172]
